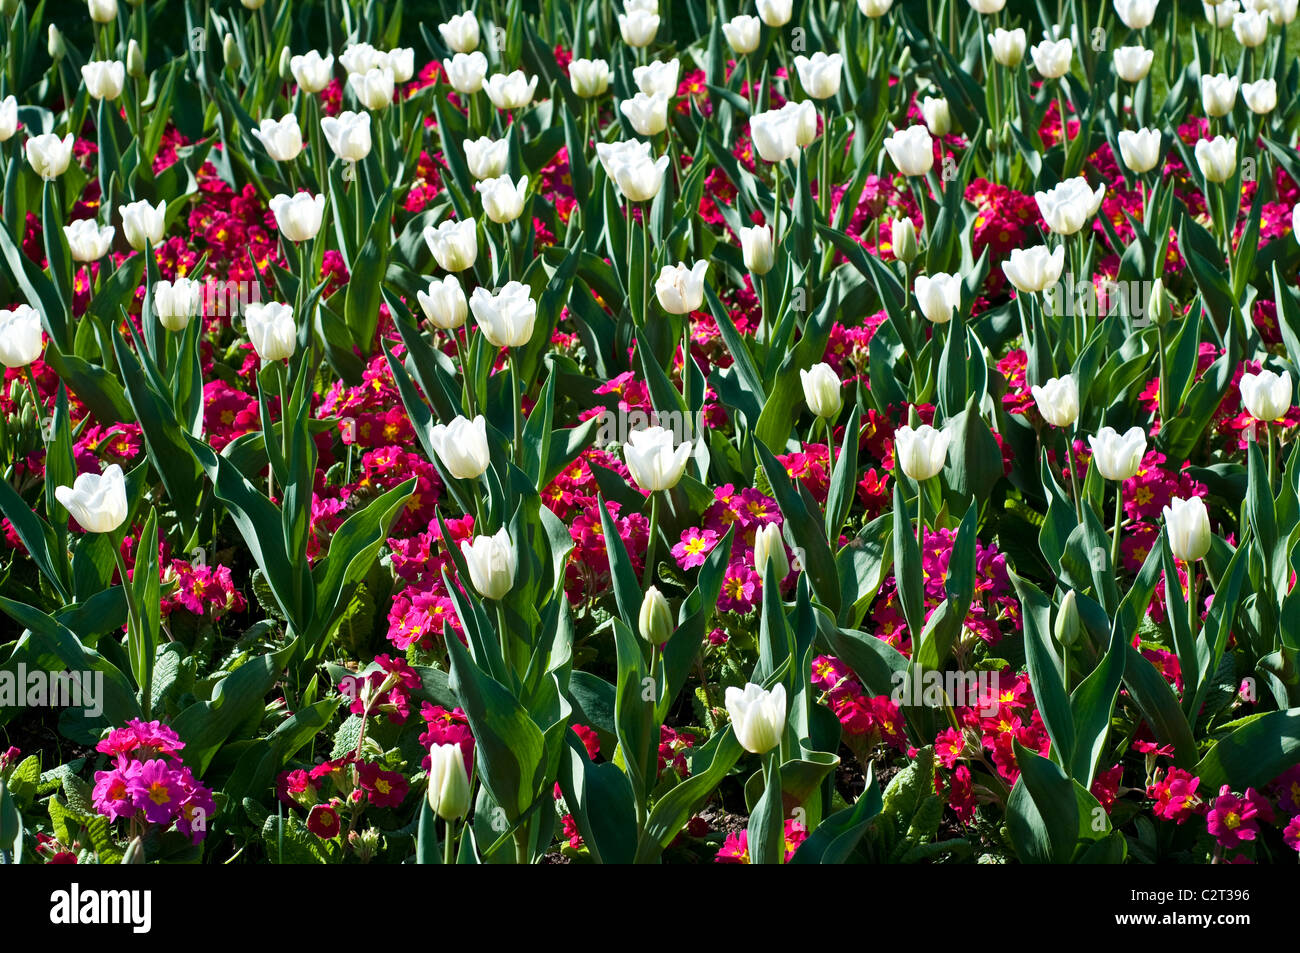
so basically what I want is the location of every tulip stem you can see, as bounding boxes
[1267,423,1276,494]
[496,602,511,677]
[915,478,925,549]
[1186,560,1200,648]
[22,366,45,445]
[510,347,523,466]
[444,818,456,865]
[772,159,782,247]
[1110,483,1123,572]
[819,105,831,224]
[642,491,661,588]
[111,539,150,721]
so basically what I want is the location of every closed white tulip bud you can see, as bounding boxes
[968,0,1006,11]
[417,275,468,330]
[883,125,934,176]
[426,743,471,821]
[0,96,16,142]
[895,423,952,481]
[385,48,415,83]
[485,71,538,110]
[723,15,762,53]
[126,40,145,79]
[757,0,793,26]
[424,219,479,272]
[439,12,480,53]
[470,281,536,348]
[444,51,488,94]
[252,114,304,162]
[290,50,334,93]
[476,173,527,224]
[241,0,267,9]
[619,9,660,47]
[1113,45,1154,82]
[800,362,843,419]
[638,585,673,644]
[1088,425,1147,481]
[1030,37,1073,79]
[223,35,242,72]
[920,96,952,135]
[788,98,818,146]
[570,58,611,98]
[339,42,386,76]
[348,67,394,110]
[64,219,115,262]
[1054,589,1081,647]
[464,136,509,180]
[82,60,125,101]
[1117,127,1162,173]
[321,110,372,162]
[988,27,1027,66]
[750,107,801,162]
[1164,496,1211,562]
[858,0,894,14]
[0,305,43,368]
[891,217,919,263]
[610,152,669,202]
[459,527,517,600]
[429,414,490,480]
[244,301,297,362]
[1194,135,1237,183]
[268,192,324,243]
[1233,8,1270,45]
[120,199,166,251]
[624,426,693,491]
[913,272,962,324]
[87,0,117,23]
[48,26,66,62]
[1201,72,1239,117]
[1240,369,1291,422]
[1241,78,1277,114]
[654,261,708,314]
[1031,375,1079,427]
[725,682,786,754]
[154,277,203,332]
[1114,0,1158,29]
[55,464,128,535]
[25,132,74,179]
[633,59,680,98]
[752,523,790,582]
[1034,176,1105,235]
[1001,243,1065,293]
[794,52,843,100]
[620,91,669,136]
[739,224,775,274]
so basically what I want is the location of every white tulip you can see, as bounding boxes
[989,27,1027,66]
[1117,127,1162,173]
[1233,8,1270,44]
[0,96,17,142]
[1164,496,1211,562]
[1034,176,1105,235]
[339,42,386,76]
[1204,1,1239,29]
[443,52,488,94]
[891,217,919,263]
[968,0,1007,11]
[638,585,673,644]
[624,426,693,491]
[320,110,372,162]
[723,15,762,53]
[752,524,790,582]
[429,415,490,480]
[459,528,517,600]
[251,114,304,162]
[439,12,480,53]
[81,61,125,101]
[757,0,793,26]
[1113,45,1155,82]
[1002,244,1065,293]
[913,272,962,324]
[425,219,479,273]
[153,277,203,332]
[1031,37,1073,79]
[739,224,775,275]
[1194,135,1237,183]
[1088,425,1147,480]
[1201,72,1239,117]
[1241,78,1277,114]
[619,9,660,46]
[595,138,651,178]
[426,743,471,821]
[920,96,951,136]
[87,0,116,24]
[470,282,536,348]
[1270,0,1298,24]
[464,136,509,180]
[800,362,843,419]
[570,58,611,98]
[1030,375,1080,427]
[783,99,818,147]
[290,51,334,93]
[620,91,669,136]
[385,48,415,83]
[268,192,324,243]
[1240,369,1291,421]
[25,132,74,179]
[476,173,527,224]
[1114,0,1159,29]
[244,302,297,362]
[0,305,43,368]
[883,125,934,176]
[120,199,166,251]
[64,219,115,262]
[348,66,394,110]
[609,152,670,202]
[633,59,680,98]
[654,261,708,314]
[725,682,786,754]
[794,52,843,99]
[484,71,538,110]
[858,0,894,13]
[417,275,468,330]
[895,423,951,481]
[55,464,128,535]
